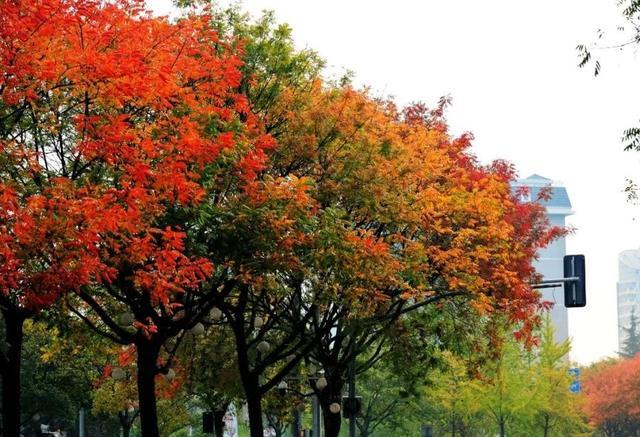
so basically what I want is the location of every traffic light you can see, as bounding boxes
[564,254,586,308]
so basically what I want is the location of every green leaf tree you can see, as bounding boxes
[529,314,591,436]
[14,315,121,436]
[182,323,243,437]
[475,325,538,437]
[420,350,484,437]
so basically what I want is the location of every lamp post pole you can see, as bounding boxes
[78,409,85,437]
[348,356,356,437]
[312,394,321,437]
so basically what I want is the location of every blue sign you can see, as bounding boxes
[570,381,581,393]
[569,367,581,393]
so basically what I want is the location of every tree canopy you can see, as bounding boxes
[0,2,568,437]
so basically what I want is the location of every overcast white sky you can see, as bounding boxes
[150,0,640,364]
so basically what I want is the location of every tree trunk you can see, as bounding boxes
[499,419,506,437]
[136,339,161,437]
[245,390,264,437]
[1,309,25,437]
[233,303,265,437]
[239,367,264,437]
[321,403,341,437]
[542,414,550,437]
[214,409,226,437]
[118,411,132,437]
[122,422,131,437]
[318,371,344,437]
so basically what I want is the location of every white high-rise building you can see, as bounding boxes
[513,174,573,344]
[617,250,640,352]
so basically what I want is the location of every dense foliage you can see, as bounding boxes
[583,355,640,435]
[0,1,572,437]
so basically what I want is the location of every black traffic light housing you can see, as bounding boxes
[564,254,586,308]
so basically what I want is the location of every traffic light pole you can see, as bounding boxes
[532,276,580,289]
[531,254,586,308]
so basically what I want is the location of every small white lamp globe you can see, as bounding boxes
[111,367,126,381]
[315,377,328,390]
[257,341,271,354]
[210,307,223,322]
[190,322,205,335]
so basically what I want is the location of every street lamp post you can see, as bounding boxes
[278,367,327,437]
[347,357,356,437]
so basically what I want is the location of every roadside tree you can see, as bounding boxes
[0,1,270,435]
[583,354,640,434]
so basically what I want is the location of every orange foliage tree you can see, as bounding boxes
[256,82,561,436]
[0,1,270,435]
[583,356,640,435]
[175,8,564,435]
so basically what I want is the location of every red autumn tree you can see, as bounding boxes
[0,1,270,435]
[583,356,640,434]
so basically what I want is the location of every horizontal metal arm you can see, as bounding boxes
[532,276,580,289]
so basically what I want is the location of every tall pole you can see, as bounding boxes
[291,408,301,437]
[348,356,356,437]
[78,408,85,437]
[312,394,321,437]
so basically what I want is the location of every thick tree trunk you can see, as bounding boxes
[321,403,341,437]
[232,300,265,437]
[236,346,264,437]
[1,309,25,437]
[245,390,264,437]
[318,373,344,437]
[136,339,161,437]
[214,409,226,437]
